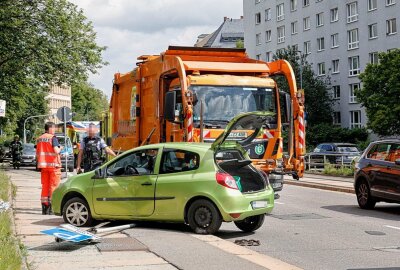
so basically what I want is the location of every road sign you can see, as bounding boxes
[40,227,95,243]
[0,100,6,117]
[56,106,72,122]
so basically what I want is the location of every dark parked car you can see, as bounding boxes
[20,143,36,167]
[306,143,361,168]
[354,140,400,209]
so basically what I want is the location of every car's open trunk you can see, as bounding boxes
[216,150,266,193]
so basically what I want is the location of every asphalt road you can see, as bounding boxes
[217,185,400,270]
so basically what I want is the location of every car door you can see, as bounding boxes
[365,143,392,197]
[92,148,160,217]
[384,143,400,200]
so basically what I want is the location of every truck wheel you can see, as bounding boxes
[234,214,265,232]
[62,197,93,227]
[187,199,222,234]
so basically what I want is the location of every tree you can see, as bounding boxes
[358,49,400,136]
[71,82,109,121]
[236,40,244,49]
[0,0,106,136]
[273,46,333,126]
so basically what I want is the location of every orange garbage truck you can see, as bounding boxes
[103,46,305,184]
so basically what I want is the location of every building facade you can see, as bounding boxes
[47,84,72,123]
[244,0,399,129]
[195,17,244,48]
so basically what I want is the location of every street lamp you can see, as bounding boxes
[295,50,304,89]
[23,113,55,143]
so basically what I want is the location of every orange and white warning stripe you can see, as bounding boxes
[298,111,305,150]
[187,109,193,142]
[263,130,275,139]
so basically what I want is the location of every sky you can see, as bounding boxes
[70,0,243,98]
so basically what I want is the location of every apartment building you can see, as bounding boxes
[244,0,399,129]
[47,84,72,123]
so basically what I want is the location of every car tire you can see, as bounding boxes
[187,199,222,235]
[62,197,93,227]
[68,166,74,172]
[356,180,376,210]
[234,214,265,232]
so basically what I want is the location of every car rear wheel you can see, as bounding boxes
[234,214,265,232]
[187,199,222,234]
[356,180,376,209]
[62,197,93,227]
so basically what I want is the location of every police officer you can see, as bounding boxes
[36,122,62,215]
[76,123,116,172]
[10,135,23,169]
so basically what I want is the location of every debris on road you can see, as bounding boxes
[234,239,261,246]
[0,200,10,212]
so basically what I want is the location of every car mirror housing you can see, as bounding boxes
[93,168,104,179]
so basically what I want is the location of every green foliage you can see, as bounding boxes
[322,164,354,177]
[306,123,369,150]
[72,81,109,121]
[0,0,106,136]
[273,46,333,126]
[235,40,244,49]
[358,49,400,136]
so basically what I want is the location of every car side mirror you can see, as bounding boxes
[395,159,400,166]
[164,91,176,122]
[93,168,104,179]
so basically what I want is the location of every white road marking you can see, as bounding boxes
[384,225,400,231]
[275,201,285,205]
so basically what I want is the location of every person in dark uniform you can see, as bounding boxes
[76,123,116,172]
[10,135,23,169]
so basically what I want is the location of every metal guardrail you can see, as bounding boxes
[305,153,359,171]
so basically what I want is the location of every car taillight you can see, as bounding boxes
[216,172,238,190]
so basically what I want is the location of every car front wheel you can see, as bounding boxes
[234,214,265,232]
[356,180,376,209]
[62,197,93,227]
[187,199,222,234]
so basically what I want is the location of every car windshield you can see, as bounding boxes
[337,146,359,153]
[23,144,35,153]
[56,137,72,148]
[191,85,277,124]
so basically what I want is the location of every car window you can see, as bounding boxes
[160,149,200,174]
[337,146,359,153]
[320,144,333,152]
[366,143,391,161]
[107,149,158,176]
[388,144,400,163]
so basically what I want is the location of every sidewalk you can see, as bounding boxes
[284,172,355,194]
[7,168,303,270]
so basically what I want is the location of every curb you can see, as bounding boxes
[284,180,355,194]
[192,234,303,270]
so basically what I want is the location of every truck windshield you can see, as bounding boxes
[191,85,277,124]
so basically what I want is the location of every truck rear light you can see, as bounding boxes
[216,172,238,190]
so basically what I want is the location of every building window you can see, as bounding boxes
[348,29,359,50]
[303,17,310,31]
[290,0,297,11]
[317,37,325,51]
[369,52,379,64]
[277,4,285,21]
[316,0,323,2]
[292,44,299,52]
[386,0,396,6]
[368,0,377,11]
[277,26,285,43]
[291,21,298,34]
[304,41,311,54]
[266,51,272,62]
[265,8,272,21]
[331,33,339,48]
[349,56,360,76]
[333,112,341,125]
[316,13,324,27]
[332,59,339,73]
[317,62,325,76]
[346,2,358,23]
[303,0,310,7]
[368,23,378,39]
[256,54,261,60]
[330,8,338,22]
[256,33,261,45]
[387,19,397,35]
[265,30,272,42]
[350,110,362,128]
[255,0,261,4]
[255,12,261,24]
[333,85,340,99]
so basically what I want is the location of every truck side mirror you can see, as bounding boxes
[164,91,176,122]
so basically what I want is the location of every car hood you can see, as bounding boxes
[211,111,275,150]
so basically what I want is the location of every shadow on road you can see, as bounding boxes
[32,217,64,226]
[321,204,400,221]
[216,230,255,240]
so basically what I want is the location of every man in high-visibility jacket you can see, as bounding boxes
[36,122,63,215]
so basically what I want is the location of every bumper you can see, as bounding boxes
[269,173,284,192]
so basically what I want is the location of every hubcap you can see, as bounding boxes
[194,206,212,228]
[357,183,368,205]
[65,202,89,226]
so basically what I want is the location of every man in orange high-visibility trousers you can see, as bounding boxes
[36,122,63,215]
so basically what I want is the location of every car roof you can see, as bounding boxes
[317,143,357,146]
[132,142,212,153]
[369,139,400,144]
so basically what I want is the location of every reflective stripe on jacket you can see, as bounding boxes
[36,133,61,168]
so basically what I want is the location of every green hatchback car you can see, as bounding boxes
[52,112,275,234]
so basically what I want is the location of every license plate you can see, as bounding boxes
[272,182,282,188]
[228,132,246,138]
[251,200,268,209]
[23,159,31,163]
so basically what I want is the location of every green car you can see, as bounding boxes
[52,112,275,234]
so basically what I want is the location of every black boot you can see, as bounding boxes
[42,204,48,215]
[47,203,52,215]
